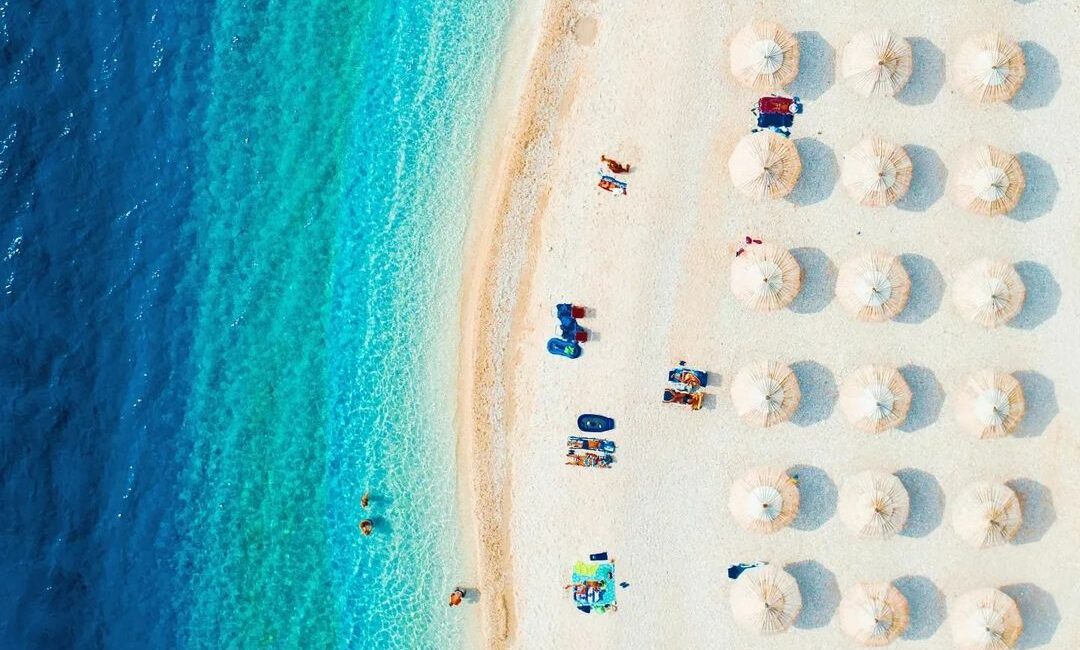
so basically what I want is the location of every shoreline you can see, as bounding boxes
[454,0,584,646]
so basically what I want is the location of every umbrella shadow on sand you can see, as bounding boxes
[896,145,947,212]
[1001,583,1061,648]
[787,560,840,629]
[897,365,944,431]
[789,361,837,426]
[1014,371,1058,437]
[789,465,837,531]
[1010,153,1058,222]
[895,254,944,324]
[1008,261,1060,330]
[895,575,947,640]
[896,468,945,537]
[1012,42,1060,110]
[788,138,837,206]
[897,37,945,105]
[788,248,836,315]
[1006,478,1056,544]
[789,31,833,101]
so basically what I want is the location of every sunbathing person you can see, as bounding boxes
[600,154,631,173]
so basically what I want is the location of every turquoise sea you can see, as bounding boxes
[1,1,512,647]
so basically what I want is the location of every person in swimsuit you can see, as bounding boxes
[448,587,467,607]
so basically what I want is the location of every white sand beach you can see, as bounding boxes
[459,0,1080,647]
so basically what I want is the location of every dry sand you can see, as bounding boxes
[459,0,1080,647]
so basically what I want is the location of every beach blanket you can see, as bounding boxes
[571,562,616,613]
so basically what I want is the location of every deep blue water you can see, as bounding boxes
[1,2,208,647]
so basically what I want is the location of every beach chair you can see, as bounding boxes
[756,95,802,115]
[756,111,794,129]
[556,303,586,320]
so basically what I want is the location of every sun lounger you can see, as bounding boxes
[757,112,794,129]
[757,95,802,114]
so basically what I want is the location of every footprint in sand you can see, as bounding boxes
[573,16,597,47]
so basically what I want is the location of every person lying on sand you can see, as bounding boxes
[600,155,631,174]
[449,587,467,607]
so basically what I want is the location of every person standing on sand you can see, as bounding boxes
[448,587,466,607]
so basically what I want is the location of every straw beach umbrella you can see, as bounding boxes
[730,564,803,635]
[957,370,1027,439]
[952,145,1025,216]
[729,466,800,534]
[950,588,1023,650]
[836,252,912,321]
[730,243,803,311]
[840,30,913,97]
[840,366,912,433]
[729,21,800,90]
[952,32,1027,103]
[841,138,913,207]
[952,481,1022,548]
[839,471,910,539]
[952,259,1026,328]
[731,361,802,427]
[728,132,803,200]
[838,581,910,646]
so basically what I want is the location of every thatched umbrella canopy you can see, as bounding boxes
[952,259,1026,328]
[731,361,802,427]
[729,132,803,200]
[952,481,1023,548]
[838,581,910,646]
[730,21,800,90]
[950,588,1023,650]
[730,564,803,635]
[836,252,912,321]
[957,370,1027,439]
[841,137,913,207]
[952,145,1025,216]
[839,470,910,539]
[728,466,800,534]
[952,32,1027,103]
[840,30,913,97]
[730,243,803,312]
[840,366,913,433]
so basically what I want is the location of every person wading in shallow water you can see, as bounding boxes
[358,489,374,536]
[448,587,467,607]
